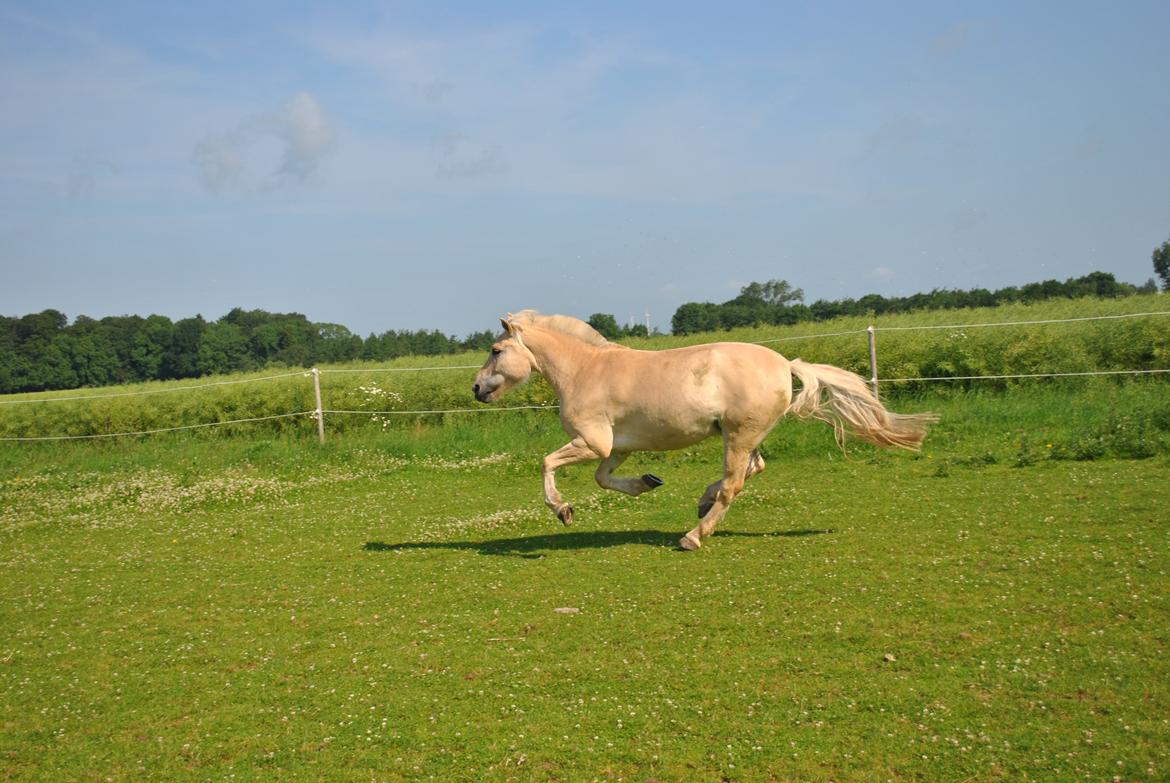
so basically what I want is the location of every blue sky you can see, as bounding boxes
[2,1,1168,336]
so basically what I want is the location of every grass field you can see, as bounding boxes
[2,380,1168,781]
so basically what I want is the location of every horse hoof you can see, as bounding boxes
[557,505,574,526]
[641,473,664,489]
[697,501,714,518]
[679,534,701,551]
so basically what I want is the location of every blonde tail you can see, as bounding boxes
[787,359,937,450]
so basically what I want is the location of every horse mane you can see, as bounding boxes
[508,310,616,348]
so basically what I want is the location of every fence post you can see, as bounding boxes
[867,325,879,398]
[311,368,325,443]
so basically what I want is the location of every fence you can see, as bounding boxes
[2,309,1168,442]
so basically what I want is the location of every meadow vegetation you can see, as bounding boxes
[2,294,1169,781]
[1,294,1168,442]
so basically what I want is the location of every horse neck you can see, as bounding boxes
[521,326,598,398]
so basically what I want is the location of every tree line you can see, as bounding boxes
[2,269,1160,394]
[669,271,1158,335]
[0,308,494,394]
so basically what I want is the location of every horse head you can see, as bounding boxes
[472,314,538,403]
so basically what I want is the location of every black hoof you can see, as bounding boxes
[641,473,664,488]
[698,501,714,518]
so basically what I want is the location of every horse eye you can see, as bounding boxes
[491,348,501,356]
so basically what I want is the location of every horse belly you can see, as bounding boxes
[611,412,718,453]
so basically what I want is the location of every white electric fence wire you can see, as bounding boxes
[752,329,867,344]
[0,411,313,442]
[325,405,559,416]
[0,370,310,405]
[320,365,480,374]
[874,309,1170,332]
[883,368,1170,383]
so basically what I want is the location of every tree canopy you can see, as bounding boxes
[0,309,491,394]
[1153,234,1170,292]
[670,272,1148,335]
[1,269,1155,394]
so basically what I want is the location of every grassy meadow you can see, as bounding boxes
[2,295,1170,781]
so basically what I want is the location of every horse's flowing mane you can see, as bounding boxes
[508,310,613,348]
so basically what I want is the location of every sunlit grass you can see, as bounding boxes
[2,380,1169,781]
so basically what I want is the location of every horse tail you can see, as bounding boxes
[787,359,937,451]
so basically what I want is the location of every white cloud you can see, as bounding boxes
[194,91,335,194]
[431,133,504,179]
[302,24,804,202]
[930,21,975,56]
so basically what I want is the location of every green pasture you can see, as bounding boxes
[2,380,1169,781]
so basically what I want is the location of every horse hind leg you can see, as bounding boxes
[681,446,752,551]
[747,448,766,479]
[696,448,765,518]
[595,452,664,497]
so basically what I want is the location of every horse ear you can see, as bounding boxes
[500,317,513,335]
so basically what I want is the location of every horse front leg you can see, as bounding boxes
[542,437,602,525]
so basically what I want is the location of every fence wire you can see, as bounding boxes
[873,309,1170,332]
[0,412,313,442]
[0,370,310,406]
[882,368,1170,384]
[320,365,481,375]
[325,404,559,416]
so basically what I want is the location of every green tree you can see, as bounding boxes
[739,279,804,306]
[587,313,621,340]
[163,316,207,379]
[461,330,496,352]
[71,332,120,387]
[317,323,363,363]
[671,302,720,335]
[197,322,252,375]
[130,315,174,381]
[1153,234,1170,291]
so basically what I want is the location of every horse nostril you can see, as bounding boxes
[472,384,480,395]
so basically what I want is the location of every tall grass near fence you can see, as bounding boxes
[1,294,1167,442]
[4,381,1169,490]
[631,293,1170,390]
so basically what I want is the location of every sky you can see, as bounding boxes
[2,1,1169,337]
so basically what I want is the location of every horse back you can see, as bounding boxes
[587,341,792,423]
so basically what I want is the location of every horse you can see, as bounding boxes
[472,311,936,551]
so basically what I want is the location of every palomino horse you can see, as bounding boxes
[473,311,936,550]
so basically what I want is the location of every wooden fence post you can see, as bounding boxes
[311,368,325,443]
[867,325,879,398]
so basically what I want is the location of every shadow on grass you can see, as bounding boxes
[364,528,833,557]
